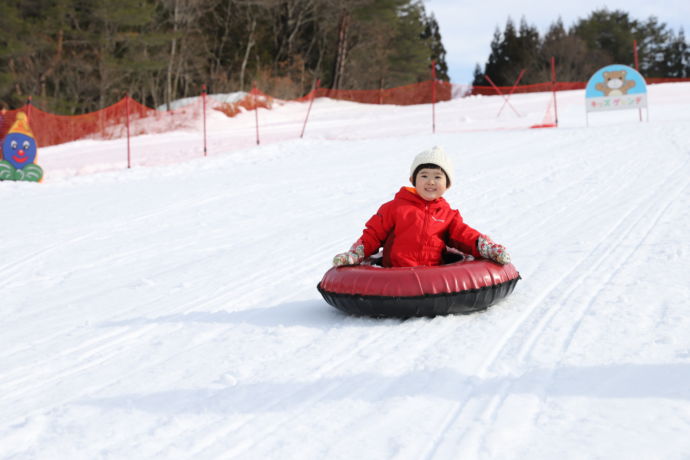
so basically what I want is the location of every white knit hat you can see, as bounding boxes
[409,145,454,187]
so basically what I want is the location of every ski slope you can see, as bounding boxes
[1,84,690,459]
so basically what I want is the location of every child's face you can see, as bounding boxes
[412,167,447,201]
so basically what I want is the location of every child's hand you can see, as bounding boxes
[333,244,365,266]
[477,236,511,265]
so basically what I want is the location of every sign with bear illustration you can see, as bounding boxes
[0,112,43,182]
[585,64,647,113]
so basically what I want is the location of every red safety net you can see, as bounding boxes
[6,91,272,140]
[18,97,203,148]
[469,79,690,96]
[646,77,690,84]
[2,76,688,179]
[469,81,586,96]
[295,80,452,105]
[7,77,688,148]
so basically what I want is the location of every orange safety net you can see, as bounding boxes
[295,80,452,105]
[470,81,587,96]
[1,97,202,149]
[470,78,690,96]
[646,77,690,84]
[2,76,688,173]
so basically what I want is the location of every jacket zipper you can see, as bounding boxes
[419,203,430,263]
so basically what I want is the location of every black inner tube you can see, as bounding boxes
[318,276,520,318]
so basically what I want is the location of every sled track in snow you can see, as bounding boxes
[420,155,690,459]
[141,317,390,457]
[176,317,458,457]
[460,161,689,458]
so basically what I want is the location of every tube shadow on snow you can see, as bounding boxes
[79,363,690,415]
[97,299,404,329]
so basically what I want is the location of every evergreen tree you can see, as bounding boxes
[477,26,506,86]
[515,17,540,80]
[473,8,690,86]
[571,9,638,66]
[654,28,689,78]
[387,1,431,85]
[339,0,438,89]
[477,17,541,86]
[471,63,484,86]
[540,17,609,82]
[0,2,28,108]
[634,16,671,77]
[496,18,519,84]
[0,0,460,112]
[423,12,449,81]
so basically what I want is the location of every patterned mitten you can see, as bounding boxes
[477,235,511,265]
[333,243,365,267]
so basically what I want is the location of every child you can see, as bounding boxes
[333,146,510,267]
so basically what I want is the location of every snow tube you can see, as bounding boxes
[317,255,520,318]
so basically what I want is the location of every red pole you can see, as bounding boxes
[431,60,436,134]
[551,57,559,127]
[125,94,131,169]
[300,79,320,138]
[253,82,260,145]
[202,84,208,156]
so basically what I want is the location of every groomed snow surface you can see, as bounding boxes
[2,84,690,459]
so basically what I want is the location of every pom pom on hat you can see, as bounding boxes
[409,145,454,187]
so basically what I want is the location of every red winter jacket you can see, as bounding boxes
[358,187,482,267]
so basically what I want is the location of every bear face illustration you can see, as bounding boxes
[595,70,636,97]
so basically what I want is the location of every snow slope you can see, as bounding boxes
[1,84,690,459]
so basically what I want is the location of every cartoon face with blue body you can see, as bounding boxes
[3,131,37,169]
[0,111,43,182]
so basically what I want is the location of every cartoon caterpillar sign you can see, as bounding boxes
[0,112,43,182]
[585,64,648,124]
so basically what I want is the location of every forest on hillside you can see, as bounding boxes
[473,9,690,86]
[0,0,446,114]
[2,2,689,115]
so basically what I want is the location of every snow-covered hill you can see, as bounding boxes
[1,84,690,459]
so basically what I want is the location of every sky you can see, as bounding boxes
[424,0,690,84]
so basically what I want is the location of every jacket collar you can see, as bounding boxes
[396,186,446,207]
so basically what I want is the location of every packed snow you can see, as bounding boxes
[1,83,690,459]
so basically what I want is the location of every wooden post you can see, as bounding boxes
[378,78,384,105]
[300,79,320,138]
[633,40,642,122]
[431,60,436,133]
[202,84,208,156]
[125,94,131,169]
[551,57,559,127]
[253,82,260,145]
